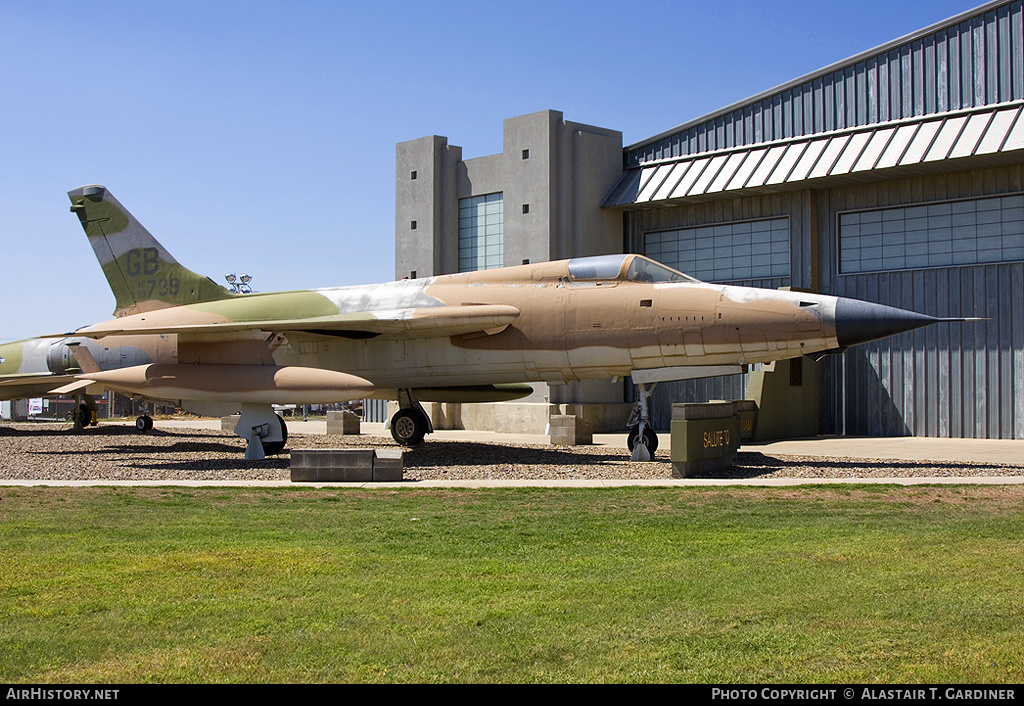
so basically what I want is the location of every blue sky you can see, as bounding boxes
[1,0,979,341]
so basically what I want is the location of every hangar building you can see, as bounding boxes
[396,0,1024,440]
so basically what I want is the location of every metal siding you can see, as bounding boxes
[937,30,949,113]
[904,40,917,116]
[627,1,1024,167]
[1015,1,1024,101]
[959,20,973,108]
[626,166,1022,439]
[973,15,987,105]
[1013,261,1024,438]
[826,166,1023,439]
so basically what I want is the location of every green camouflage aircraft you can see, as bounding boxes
[0,185,973,458]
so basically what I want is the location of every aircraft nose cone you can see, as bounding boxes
[834,298,940,348]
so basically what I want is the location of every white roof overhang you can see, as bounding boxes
[604,100,1024,210]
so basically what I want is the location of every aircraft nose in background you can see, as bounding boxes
[833,298,945,348]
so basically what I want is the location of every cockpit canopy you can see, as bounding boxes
[567,254,698,283]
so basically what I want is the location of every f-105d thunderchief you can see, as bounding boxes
[0,185,975,458]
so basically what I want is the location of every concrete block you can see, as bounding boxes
[670,403,740,478]
[290,448,374,482]
[372,448,405,481]
[221,415,240,432]
[548,415,593,445]
[326,410,361,435]
[290,448,405,482]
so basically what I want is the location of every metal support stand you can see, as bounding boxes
[236,404,283,460]
[245,427,268,461]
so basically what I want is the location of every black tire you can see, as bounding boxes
[261,414,289,455]
[626,425,659,456]
[390,408,428,446]
[135,415,153,432]
[77,404,91,428]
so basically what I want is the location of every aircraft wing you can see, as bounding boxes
[57,304,521,340]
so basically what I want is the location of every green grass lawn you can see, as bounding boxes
[1,485,1022,683]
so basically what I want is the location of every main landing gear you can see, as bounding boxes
[235,404,289,460]
[135,415,154,432]
[69,394,98,431]
[626,382,659,461]
[390,388,433,446]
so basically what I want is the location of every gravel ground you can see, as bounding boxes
[1,422,1021,481]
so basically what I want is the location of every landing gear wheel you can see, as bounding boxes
[260,414,289,456]
[390,408,428,446]
[77,403,91,428]
[627,426,659,456]
[135,415,154,432]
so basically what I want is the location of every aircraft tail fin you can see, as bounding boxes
[68,185,233,317]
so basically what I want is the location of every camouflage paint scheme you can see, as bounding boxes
[1,185,960,451]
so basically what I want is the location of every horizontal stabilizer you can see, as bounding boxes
[48,379,95,395]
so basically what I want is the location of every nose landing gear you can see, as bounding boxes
[626,382,658,461]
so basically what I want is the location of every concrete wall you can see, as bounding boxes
[395,110,624,280]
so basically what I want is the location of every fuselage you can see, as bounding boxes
[272,265,839,389]
[2,255,841,406]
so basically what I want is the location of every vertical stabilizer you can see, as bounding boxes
[68,185,232,317]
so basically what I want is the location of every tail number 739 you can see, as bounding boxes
[136,277,180,298]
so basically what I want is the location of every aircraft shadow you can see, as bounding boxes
[0,424,152,438]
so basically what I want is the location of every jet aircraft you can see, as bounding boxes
[0,185,975,458]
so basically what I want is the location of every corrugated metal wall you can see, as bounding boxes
[627,165,1023,439]
[627,0,1024,167]
[817,165,1024,440]
[823,262,1023,439]
[362,398,389,423]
